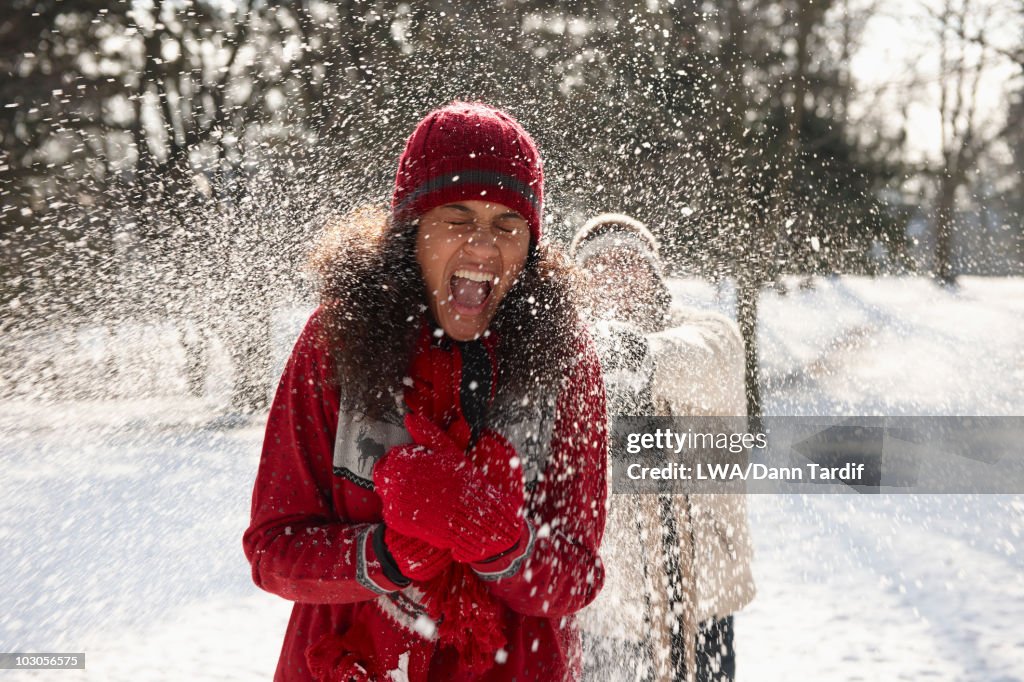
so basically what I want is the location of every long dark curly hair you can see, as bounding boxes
[307,205,586,420]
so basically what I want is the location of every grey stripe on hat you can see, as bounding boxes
[395,168,540,216]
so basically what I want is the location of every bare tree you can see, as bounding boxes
[925,0,1020,285]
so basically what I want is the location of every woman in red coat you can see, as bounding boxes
[243,102,608,681]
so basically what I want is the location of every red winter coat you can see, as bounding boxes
[242,304,608,681]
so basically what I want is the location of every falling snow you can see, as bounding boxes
[2,1,1023,680]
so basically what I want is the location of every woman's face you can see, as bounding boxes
[416,200,531,341]
[586,249,663,324]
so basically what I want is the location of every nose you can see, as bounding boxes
[464,224,500,256]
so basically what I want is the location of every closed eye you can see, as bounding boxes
[495,218,527,234]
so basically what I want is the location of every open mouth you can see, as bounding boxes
[449,269,496,315]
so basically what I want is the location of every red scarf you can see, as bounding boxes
[404,325,508,676]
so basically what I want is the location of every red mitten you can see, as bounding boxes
[467,428,523,493]
[382,526,452,582]
[373,436,467,550]
[447,475,526,564]
[442,425,525,564]
[374,414,526,564]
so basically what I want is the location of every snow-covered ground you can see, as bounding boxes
[675,275,1024,681]
[1,275,1022,680]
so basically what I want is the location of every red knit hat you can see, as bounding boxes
[391,101,544,243]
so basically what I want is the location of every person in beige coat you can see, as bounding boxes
[573,213,756,682]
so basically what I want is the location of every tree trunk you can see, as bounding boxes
[181,320,209,398]
[935,173,958,286]
[228,305,273,414]
[735,272,762,432]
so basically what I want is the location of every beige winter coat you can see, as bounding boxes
[578,303,757,682]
